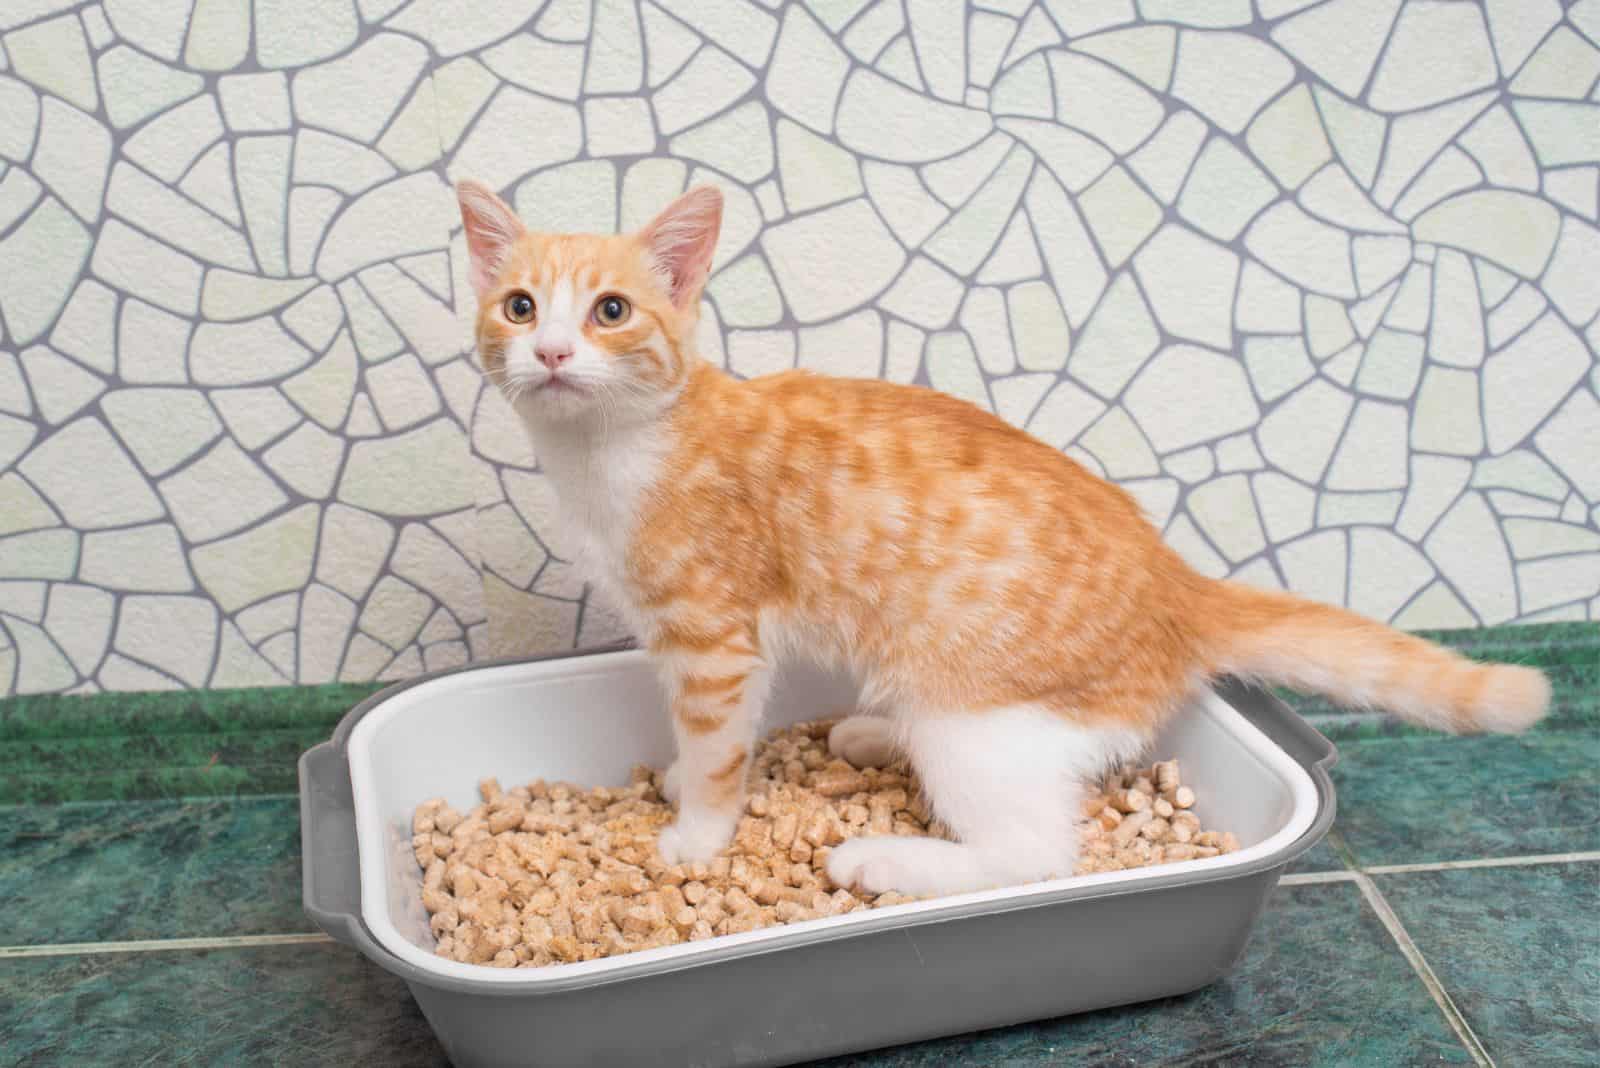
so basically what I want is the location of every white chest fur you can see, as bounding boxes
[521,414,671,632]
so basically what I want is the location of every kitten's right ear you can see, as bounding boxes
[456,179,524,300]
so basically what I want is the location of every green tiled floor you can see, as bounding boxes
[1375,864,1600,1067]
[0,943,446,1066]
[1327,729,1599,866]
[1,623,1596,1066]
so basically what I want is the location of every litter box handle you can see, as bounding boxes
[1216,678,1339,854]
[1216,678,1339,775]
[299,739,365,948]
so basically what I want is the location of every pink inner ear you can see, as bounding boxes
[456,180,524,300]
[642,186,723,309]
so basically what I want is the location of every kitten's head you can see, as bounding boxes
[456,180,722,424]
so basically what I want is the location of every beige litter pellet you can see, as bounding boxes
[413,718,1239,968]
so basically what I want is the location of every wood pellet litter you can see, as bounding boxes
[412,718,1241,968]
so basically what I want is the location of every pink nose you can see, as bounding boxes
[535,342,572,369]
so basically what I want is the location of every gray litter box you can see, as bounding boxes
[300,645,1336,1068]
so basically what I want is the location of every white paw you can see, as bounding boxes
[655,810,736,865]
[661,760,682,805]
[826,836,967,897]
[828,716,897,769]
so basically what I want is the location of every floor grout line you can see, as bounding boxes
[1364,851,1600,875]
[1281,849,1600,886]
[0,933,333,960]
[1279,870,1358,885]
[1351,872,1496,1068]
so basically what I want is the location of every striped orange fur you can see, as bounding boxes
[457,179,1550,897]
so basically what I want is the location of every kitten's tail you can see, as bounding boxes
[1201,580,1549,734]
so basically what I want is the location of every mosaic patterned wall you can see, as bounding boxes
[2,0,1598,696]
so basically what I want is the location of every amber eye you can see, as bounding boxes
[593,295,630,327]
[503,292,535,323]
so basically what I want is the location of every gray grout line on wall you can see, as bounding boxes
[1351,872,1496,1068]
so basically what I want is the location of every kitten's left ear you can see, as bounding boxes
[456,178,525,300]
[639,185,723,310]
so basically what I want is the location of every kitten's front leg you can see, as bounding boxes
[660,759,683,805]
[654,643,770,865]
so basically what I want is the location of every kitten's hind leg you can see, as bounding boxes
[827,706,1143,898]
[828,714,898,769]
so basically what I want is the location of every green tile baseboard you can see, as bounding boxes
[1,623,1592,805]
[0,681,385,742]
[0,682,382,804]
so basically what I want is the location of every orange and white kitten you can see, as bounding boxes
[456,180,1550,898]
